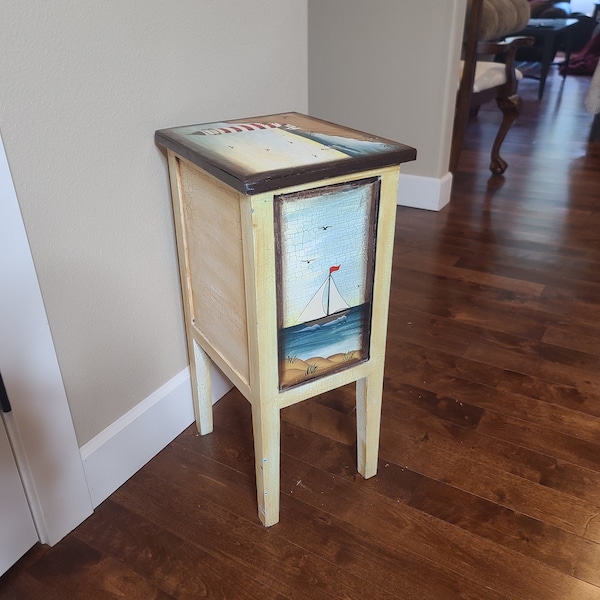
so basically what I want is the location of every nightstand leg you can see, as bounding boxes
[356,370,384,479]
[190,339,214,436]
[251,400,280,527]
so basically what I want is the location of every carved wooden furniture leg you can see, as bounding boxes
[450,0,533,175]
[490,93,522,175]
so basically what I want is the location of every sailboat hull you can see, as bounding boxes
[304,308,351,327]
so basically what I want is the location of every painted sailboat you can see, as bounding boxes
[298,265,351,326]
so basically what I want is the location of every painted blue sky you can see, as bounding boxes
[278,180,377,328]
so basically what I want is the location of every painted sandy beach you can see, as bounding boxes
[279,349,366,388]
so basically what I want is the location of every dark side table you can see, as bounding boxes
[514,18,579,99]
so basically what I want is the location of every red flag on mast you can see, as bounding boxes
[329,265,341,274]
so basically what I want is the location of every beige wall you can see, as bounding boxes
[308,0,466,179]
[0,1,308,445]
[1,1,463,447]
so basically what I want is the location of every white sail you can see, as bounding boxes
[298,279,328,322]
[328,278,350,314]
[298,274,351,324]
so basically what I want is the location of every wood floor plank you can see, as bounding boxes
[497,369,600,421]
[0,572,67,600]
[187,394,600,596]
[390,271,600,355]
[280,390,600,544]
[385,338,506,388]
[408,478,600,586]
[454,252,600,290]
[170,412,576,597]
[464,338,600,396]
[74,499,286,600]
[25,536,176,599]
[381,374,600,506]
[389,353,600,443]
[286,400,600,557]
[542,322,600,355]
[476,411,600,476]
[113,466,400,600]
[277,461,600,600]
[538,291,600,332]
[276,493,512,600]
[392,247,547,297]
[0,546,62,600]
[389,299,550,359]
[380,416,600,540]
[175,424,513,600]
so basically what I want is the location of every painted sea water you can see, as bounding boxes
[279,304,368,363]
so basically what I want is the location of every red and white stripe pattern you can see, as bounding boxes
[192,122,299,136]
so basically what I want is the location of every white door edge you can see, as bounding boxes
[0,131,93,546]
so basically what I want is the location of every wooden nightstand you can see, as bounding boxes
[156,112,416,526]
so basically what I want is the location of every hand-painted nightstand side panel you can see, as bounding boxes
[274,178,380,389]
[178,158,250,385]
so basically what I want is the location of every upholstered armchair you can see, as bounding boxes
[476,0,531,41]
[450,0,533,174]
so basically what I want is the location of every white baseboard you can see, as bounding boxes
[79,173,451,510]
[80,364,232,508]
[397,172,453,211]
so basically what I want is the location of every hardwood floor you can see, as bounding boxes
[3,68,600,599]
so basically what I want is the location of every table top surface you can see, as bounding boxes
[519,18,579,33]
[156,112,416,194]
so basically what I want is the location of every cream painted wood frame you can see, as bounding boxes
[168,150,400,526]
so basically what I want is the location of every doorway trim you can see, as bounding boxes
[0,132,93,546]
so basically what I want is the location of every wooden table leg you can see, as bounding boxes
[356,370,384,479]
[251,400,280,527]
[537,32,557,100]
[190,339,214,436]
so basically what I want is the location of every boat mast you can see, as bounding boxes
[326,265,342,317]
